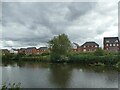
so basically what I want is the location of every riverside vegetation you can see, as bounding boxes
[2,50,120,67]
[1,34,120,69]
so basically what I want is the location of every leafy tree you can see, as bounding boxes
[48,34,71,62]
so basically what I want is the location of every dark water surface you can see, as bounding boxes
[1,62,118,88]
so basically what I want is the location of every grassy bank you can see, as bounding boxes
[1,52,120,68]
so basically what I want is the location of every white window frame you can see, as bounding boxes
[83,49,86,52]
[110,44,112,46]
[113,44,115,46]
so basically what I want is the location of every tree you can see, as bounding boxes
[48,34,71,62]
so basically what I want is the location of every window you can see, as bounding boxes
[83,49,86,52]
[110,44,112,46]
[113,44,115,46]
[106,44,109,46]
[95,45,97,47]
[117,44,119,46]
[84,46,86,48]
[106,40,109,43]
[115,40,118,42]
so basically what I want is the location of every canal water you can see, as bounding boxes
[1,62,118,88]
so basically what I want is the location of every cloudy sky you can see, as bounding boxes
[1,1,119,49]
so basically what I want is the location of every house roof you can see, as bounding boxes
[39,47,48,50]
[104,37,119,44]
[20,48,26,49]
[19,48,26,51]
[73,42,80,47]
[11,48,18,51]
[81,41,99,47]
[26,47,36,50]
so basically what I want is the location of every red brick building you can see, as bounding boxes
[38,47,49,54]
[81,42,99,52]
[25,47,37,55]
[18,48,26,54]
[103,37,119,52]
[72,42,82,52]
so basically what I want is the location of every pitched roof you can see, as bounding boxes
[39,47,48,50]
[26,47,36,50]
[81,41,99,47]
[104,37,119,43]
[11,48,18,51]
[73,42,80,47]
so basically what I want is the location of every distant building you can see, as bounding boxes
[25,47,37,55]
[38,47,49,54]
[18,48,26,54]
[72,43,78,51]
[72,42,82,52]
[10,48,18,54]
[103,37,119,52]
[1,49,10,55]
[81,42,99,52]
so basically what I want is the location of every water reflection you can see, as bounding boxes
[49,64,72,88]
[1,62,118,88]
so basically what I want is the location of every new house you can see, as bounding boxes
[103,37,119,52]
[72,42,82,52]
[25,47,37,55]
[18,48,26,54]
[10,48,18,54]
[81,42,99,52]
[38,47,49,54]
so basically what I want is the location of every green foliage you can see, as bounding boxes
[1,82,21,90]
[48,34,71,62]
[68,53,119,66]
[94,48,104,56]
[21,55,50,62]
[41,52,50,56]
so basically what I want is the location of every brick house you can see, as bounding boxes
[10,48,18,54]
[103,37,119,52]
[18,48,26,54]
[72,43,78,51]
[81,42,99,52]
[72,42,82,52]
[38,47,49,54]
[25,47,37,55]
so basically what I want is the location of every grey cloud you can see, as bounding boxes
[65,2,96,21]
[2,2,117,48]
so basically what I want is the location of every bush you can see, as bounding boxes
[68,54,119,66]
[94,48,104,56]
